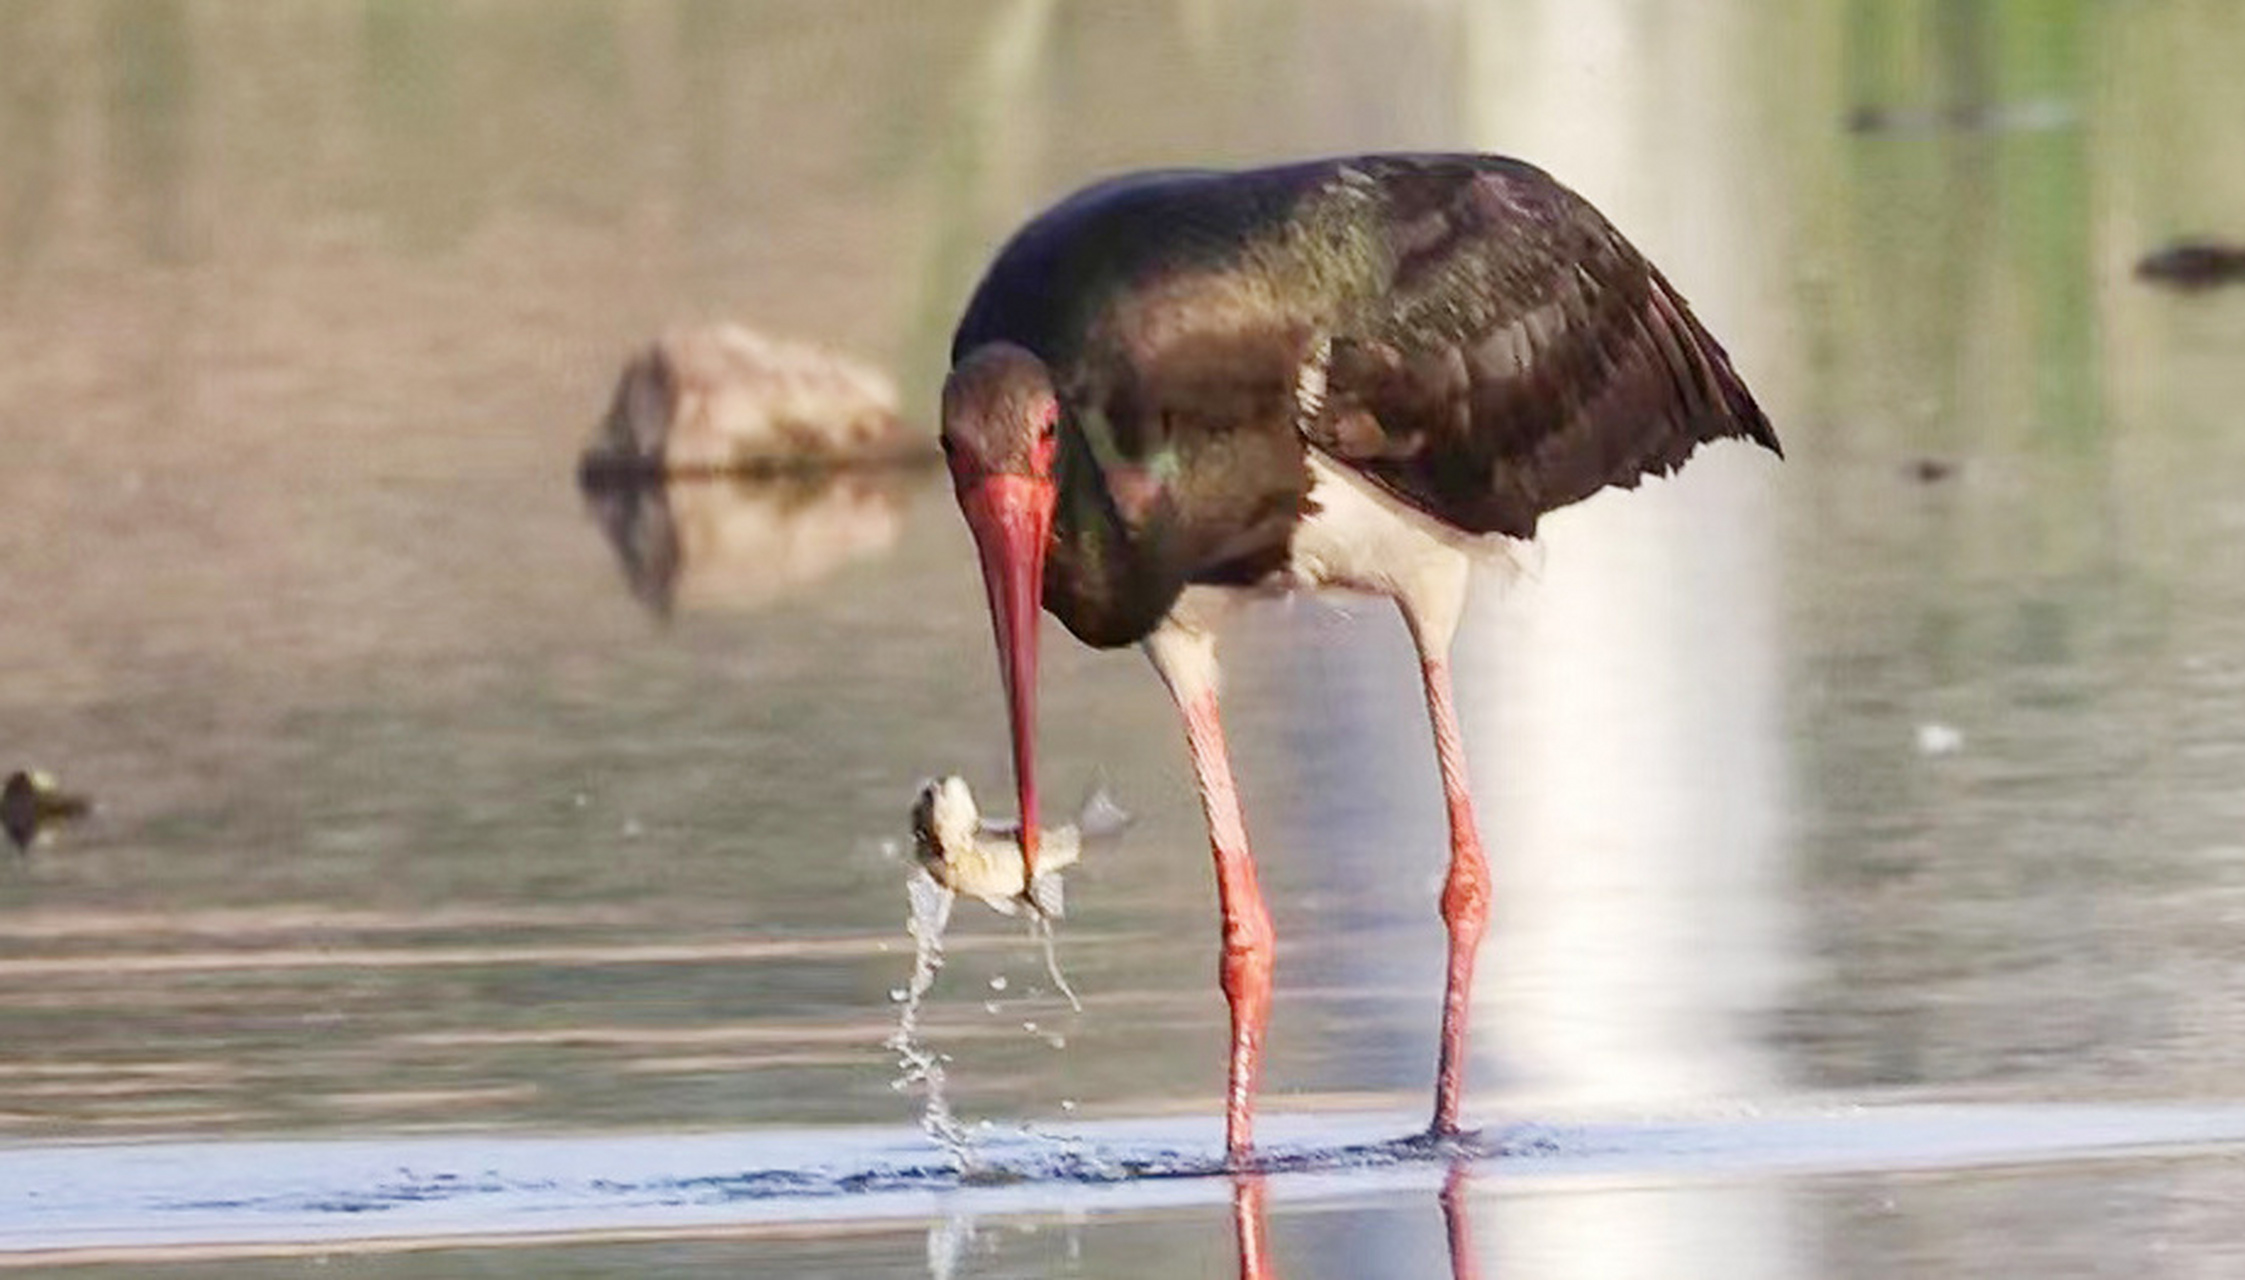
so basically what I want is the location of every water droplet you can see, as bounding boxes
[988,975,1009,992]
[1022,1021,1038,1034]
[982,1001,1000,1015]
[889,988,908,1002]
[1060,1099,1077,1112]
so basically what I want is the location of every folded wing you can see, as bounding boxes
[1304,157,1779,538]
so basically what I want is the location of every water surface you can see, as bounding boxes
[5,0,2245,1275]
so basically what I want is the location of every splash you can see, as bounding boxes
[1029,913,1082,1013]
[887,869,974,1168]
[889,867,1087,1173]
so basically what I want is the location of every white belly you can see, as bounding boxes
[1162,452,1525,661]
[1285,452,1510,594]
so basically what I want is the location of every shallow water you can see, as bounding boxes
[13,1103,2245,1269]
[5,0,2245,1275]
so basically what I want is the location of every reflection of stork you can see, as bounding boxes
[1233,1177,1275,1280]
[1227,1167,1484,1280]
[939,153,1778,1161]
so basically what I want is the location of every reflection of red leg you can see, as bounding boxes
[1422,658,1490,1137]
[1440,1163,1481,1280]
[1233,1174,1277,1280]
[1182,688,1276,1163]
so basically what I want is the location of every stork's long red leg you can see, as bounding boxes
[1148,619,1274,1163]
[1182,685,1276,1160]
[1421,655,1490,1137]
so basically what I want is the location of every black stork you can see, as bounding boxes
[938,153,1779,1162]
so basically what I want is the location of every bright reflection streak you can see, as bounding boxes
[1461,0,1792,1114]
[1458,1,1800,1278]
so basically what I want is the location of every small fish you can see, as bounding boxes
[910,775,1127,918]
[3,770,92,851]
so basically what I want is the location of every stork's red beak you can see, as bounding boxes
[957,474,1053,882]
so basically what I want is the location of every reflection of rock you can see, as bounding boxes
[579,323,931,478]
[2136,241,2245,290]
[3,770,92,851]
[581,473,918,617]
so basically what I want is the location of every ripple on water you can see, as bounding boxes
[11,1103,2245,1262]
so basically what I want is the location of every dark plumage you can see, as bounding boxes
[939,152,1780,1162]
[954,154,1778,648]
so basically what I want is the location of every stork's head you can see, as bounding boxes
[940,343,1060,875]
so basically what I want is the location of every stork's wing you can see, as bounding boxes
[1302,157,1779,539]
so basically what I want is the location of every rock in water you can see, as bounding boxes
[580,323,925,478]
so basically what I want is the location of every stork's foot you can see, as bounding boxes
[1411,1124,1471,1154]
[1401,1121,1490,1162]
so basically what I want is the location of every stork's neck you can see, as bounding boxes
[1044,422,1189,650]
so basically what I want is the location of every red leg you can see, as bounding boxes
[1440,1162,1481,1280]
[1422,657,1490,1137]
[1232,1174,1278,1280]
[1181,686,1276,1164]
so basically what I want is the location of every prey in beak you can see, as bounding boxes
[909,774,1130,918]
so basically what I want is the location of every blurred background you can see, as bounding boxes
[3,1,2245,1275]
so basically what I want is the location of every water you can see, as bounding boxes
[13,1106,2245,1264]
[5,0,2245,1274]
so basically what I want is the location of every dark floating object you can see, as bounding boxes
[1845,99,2076,136]
[3,770,91,850]
[938,152,1778,1161]
[578,323,937,481]
[1905,457,1955,484]
[2136,241,2245,290]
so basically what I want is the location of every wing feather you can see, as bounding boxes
[1303,158,1779,538]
